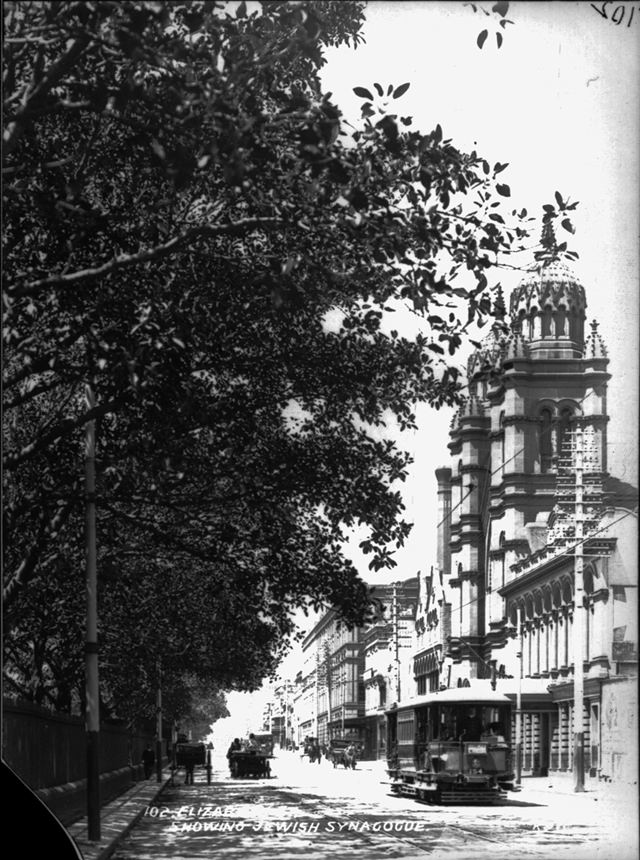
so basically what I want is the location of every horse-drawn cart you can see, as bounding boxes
[329,739,357,769]
[228,751,272,779]
[174,742,212,784]
[301,736,322,763]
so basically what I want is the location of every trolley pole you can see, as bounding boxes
[156,658,163,783]
[572,424,585,792]
[85,382,100,841]
[515,603,523,785]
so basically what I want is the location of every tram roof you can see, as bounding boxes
[386,681,512,713]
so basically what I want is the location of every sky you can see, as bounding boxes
[224,0,639,726]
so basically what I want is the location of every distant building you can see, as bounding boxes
[361,578,419,759]
[297,610,365,748]
[294,577,417,756]
[261,680,296,749]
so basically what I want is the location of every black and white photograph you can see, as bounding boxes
[2,2,638,859]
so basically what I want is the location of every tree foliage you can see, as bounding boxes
[466,1,514,50]
[3,1,576,711]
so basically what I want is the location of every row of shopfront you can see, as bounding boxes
[294,610,636,783]
[298,674,636,785]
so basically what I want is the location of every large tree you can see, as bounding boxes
[3,1,576,710]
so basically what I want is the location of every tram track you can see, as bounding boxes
[278,785,553,858]
[116,761,608,860]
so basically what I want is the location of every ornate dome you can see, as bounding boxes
[508,258,587,357]
[510,260,586,319]
[467,284,511,382]
[466,323,510,380]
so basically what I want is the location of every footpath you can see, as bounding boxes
[66,759,637,860]
[68,768,174,860]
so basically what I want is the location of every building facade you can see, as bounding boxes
[410,249,637,782]
[293,578,418,757]
[262,680,296,749]
[296,610,366,748]
[361,578,419,759]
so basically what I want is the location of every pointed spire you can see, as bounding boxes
[540,219,557,253]
[585,318,608,358]
[536,218,560,266]
[462,393,484,417]
[505,330,530,359]
[493,283,506,321]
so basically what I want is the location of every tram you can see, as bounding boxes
[385,686,515,805]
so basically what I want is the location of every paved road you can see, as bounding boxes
[111,752,637,860]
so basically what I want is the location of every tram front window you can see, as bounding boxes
[459,707,483,741]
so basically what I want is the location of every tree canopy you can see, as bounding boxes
[3,0,577,719]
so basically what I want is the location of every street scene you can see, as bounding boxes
[3,2,638,860]
[107,752,636,860]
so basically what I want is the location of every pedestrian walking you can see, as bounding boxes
[142,744,155,779]
[226,738,242,774]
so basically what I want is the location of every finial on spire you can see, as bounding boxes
[540,220,557,254]
[586,318,608,358]
[493,283,506,321]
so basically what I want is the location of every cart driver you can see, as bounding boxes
[244,733,260,753]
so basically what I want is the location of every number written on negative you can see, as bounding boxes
[591,2,637,26]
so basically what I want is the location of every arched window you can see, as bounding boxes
[539,408,553,472]
[499,531,506,588]
[557,408,573,462]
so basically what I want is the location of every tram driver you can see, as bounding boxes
[458,707,483,741]
[484,721,506,743]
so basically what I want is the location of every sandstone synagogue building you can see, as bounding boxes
[410,252,637,783]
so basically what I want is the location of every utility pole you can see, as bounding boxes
[314,650,319,739]
[85,382,100,840]
[515,603,523,785]
[156,658,163,783]
[284,683,289,748]
[392,583,401,703]
[325,641,332,742]
[572,424,585,792]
